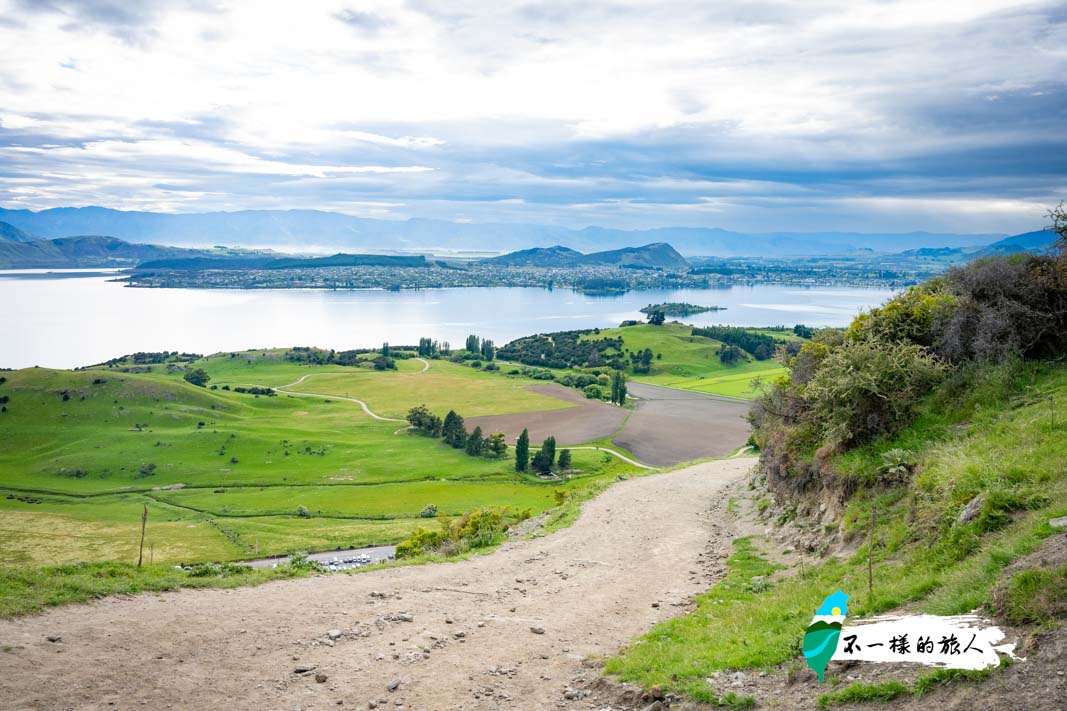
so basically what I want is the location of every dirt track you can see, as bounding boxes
[0,458,754,711]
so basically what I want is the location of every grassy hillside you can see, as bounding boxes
[608,250,1067,705]
[579,323,789,398]
[608,361,1067,702]
[0,354,636,567]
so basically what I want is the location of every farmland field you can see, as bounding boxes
[0,352,637,566]
[579,322,789,398]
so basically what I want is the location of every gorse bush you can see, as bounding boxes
[394,507,527,559]
[751,248,1067,497]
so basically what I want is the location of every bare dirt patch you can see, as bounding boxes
[613,382,751,467]
[465,383,627,446]
[0,458,754,711]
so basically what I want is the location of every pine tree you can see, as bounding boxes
[465,426,484,456]
[532,436,557,474]
[515,428,530,471]
[611,371,627,405]
[442,410,468,448]
[557,448,572,470]
[543,436,556,467]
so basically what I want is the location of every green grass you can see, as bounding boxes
[817,680,910,708]
[580,323,786,398]
[0,558,318,618]
[607,362,1067,703]
[0,355,639,566]
[260,358,573,418]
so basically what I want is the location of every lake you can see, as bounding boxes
[1,270,897,369]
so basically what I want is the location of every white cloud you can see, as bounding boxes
[0,0,1063,231]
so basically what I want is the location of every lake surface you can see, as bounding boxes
[1,270,896,369]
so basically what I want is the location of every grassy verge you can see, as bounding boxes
[607,362,1066,703]
[0,556,318,618]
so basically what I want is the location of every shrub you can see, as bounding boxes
[183,368,211,387]
[805,339,946,447]
[419,504,438,518]
[296,505,311,518]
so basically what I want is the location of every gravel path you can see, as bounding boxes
[0,457,755,711]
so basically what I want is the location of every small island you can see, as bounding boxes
[639,302,725,316]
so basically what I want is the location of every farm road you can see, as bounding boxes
[0,457,755,711]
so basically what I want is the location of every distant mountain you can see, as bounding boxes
[0,235,204,269]
[978,229,1059,256]
[0,220,37,243]
[489,242,688,270]
[0,206,1010,256]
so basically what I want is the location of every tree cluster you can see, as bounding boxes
[498,330,625,369]
[691,326,783,360]
[406,405,508,459]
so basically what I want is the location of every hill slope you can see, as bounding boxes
[489,242,688,269]
[0,220,37,243]
[0,235,199,268]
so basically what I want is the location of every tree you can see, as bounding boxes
[442,410,468,448]
[382,342,391,357]
[486,432,508,457]
[406,404,442,436]
[557,448,572,470]
[480,339,496,361]
[466,334,480,353]
[532,436,557,474]
[465,426,485,455]
[720,344,744,364]
[372,356,395,370]
[1049,200,1067,251]
[515,428,530,471]
[647,309,666,325]
[183,368,210,387]
[611,370,627,405]
[587,348,601,367]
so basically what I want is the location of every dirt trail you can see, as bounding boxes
[0,458,754,711]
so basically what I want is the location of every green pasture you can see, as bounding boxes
[0,358,637,566]
[273,359,572,418]
[580,323,787,398]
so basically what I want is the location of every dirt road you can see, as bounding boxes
[0,458,754,711]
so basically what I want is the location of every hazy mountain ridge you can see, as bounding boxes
[488,242,688,269]
[0,206,1009,256]
[0,221,38,243]
[0,235,209,269]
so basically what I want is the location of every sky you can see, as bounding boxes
[0,0,1064,234]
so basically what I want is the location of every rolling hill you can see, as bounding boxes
[488,242,688,269]
[0,235,204,269]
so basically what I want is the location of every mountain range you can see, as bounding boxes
[0,206,1017,256]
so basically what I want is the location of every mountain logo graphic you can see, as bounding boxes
[803,589,849,682]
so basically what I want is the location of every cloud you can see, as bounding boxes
[0,0,1063,233]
